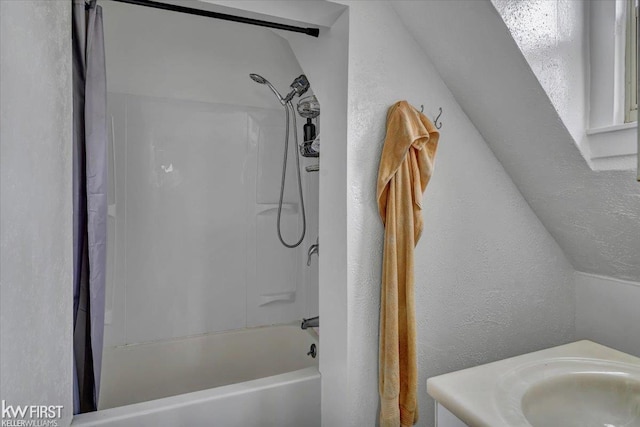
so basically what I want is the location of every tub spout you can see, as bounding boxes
[307,238,319,266]
[301,316,319,329]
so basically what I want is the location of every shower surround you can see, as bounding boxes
[99,0,319,350]
[104,93,318,347]
[87,2,320,424]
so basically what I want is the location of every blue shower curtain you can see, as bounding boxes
[72,0,107,414]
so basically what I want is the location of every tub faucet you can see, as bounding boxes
[307,238,319,266]
[301,316,319,329]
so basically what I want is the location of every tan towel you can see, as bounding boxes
[377,101,439,427]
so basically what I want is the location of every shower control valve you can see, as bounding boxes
[307,343,317,359]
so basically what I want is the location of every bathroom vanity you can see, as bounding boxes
[427,340,640,427]
[434,404,467,427]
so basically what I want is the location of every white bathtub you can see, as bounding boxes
[73,325,320,427]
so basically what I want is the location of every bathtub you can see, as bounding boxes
[72,325,320,427]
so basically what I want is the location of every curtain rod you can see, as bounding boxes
[107,0,320,37]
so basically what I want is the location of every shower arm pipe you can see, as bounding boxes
[105,0,320,37]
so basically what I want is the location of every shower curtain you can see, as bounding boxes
[72,0,108,414]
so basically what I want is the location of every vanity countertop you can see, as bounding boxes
[426,340,640,427]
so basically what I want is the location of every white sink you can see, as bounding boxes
[496,358,640,427]
[427,341,640,427]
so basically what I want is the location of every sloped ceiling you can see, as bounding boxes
[391,0,640,282]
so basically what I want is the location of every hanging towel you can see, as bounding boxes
[377,101,439,427]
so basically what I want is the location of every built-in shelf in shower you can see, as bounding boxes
[255,203,297,214]
[259,291,296,306]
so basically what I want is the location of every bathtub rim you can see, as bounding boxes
[71,366,320,425]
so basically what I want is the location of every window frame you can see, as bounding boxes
[625,0,638,123]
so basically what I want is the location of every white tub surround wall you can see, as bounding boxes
[343,2,575,426]
[97,325,317,409]
[99,0,305,110]
[576,272,640,358]
[392,0,640,284]
[100,0,319,347]
[0,1,73,425]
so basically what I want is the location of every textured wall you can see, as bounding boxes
[0,1,73,424]
[344,2,575,426]
[392,0,640,283]
[492,0,588,146]
[576,272,640,357]
[493,0,637,173]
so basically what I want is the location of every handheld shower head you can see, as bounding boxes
[248,72,309,248]
[249,73,286,104]
[250,73,311,106]
[249,73,267,84]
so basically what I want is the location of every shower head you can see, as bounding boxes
[250,73,310,106]
[249,73,286,104]
[284,75,310,102]
[249,73,267,84]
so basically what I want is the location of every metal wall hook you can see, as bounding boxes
[434,107,443,129]
[419,105,443,129]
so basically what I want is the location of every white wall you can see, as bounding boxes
[493,0,590,153]
[282,10,350,426]
[343,2,576,426]
[393,0,640,284]
[576,272,640,357]
[0,1,73,424]
[99,0,319,347]
[492,0,637,170]
[99,0,304,109]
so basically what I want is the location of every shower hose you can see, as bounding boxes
[276,101,306,248]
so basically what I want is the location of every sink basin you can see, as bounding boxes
[496,358,640,427]
[522,371,640,427]
[428,341,640,427]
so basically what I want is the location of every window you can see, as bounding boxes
[626,0,638,123]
